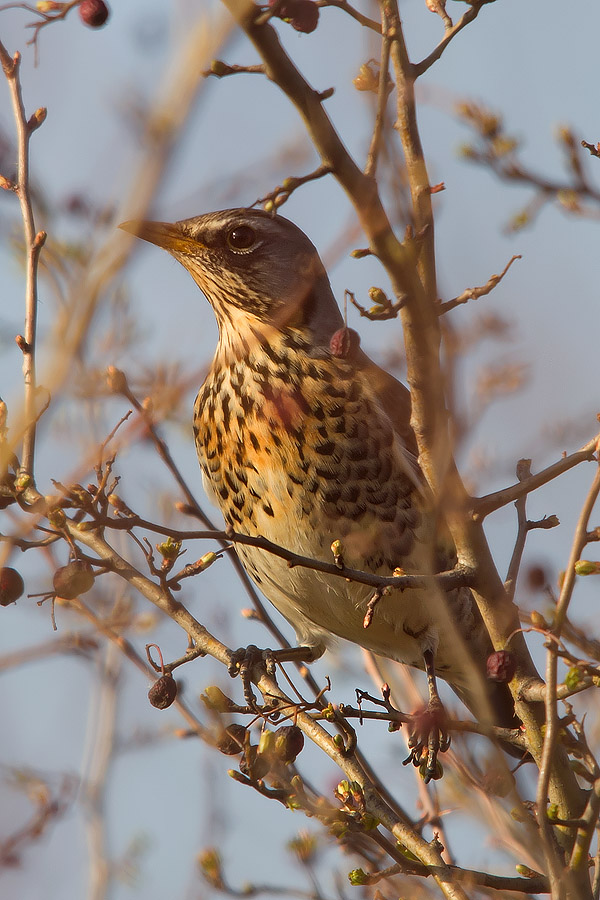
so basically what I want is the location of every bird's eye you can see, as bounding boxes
[226,225,256,252]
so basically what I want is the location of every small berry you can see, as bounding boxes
[329,327,360,360]
[525,564,548,590]
[79,0,110,28]
[486,650,516,683]
[217,724,246,755]
[53,560,95,599]
[273,724,304,763]
[239,745,270,780]
[0,567,24,606]
[287,0,319,33]
[148,674,178,709]
[269,0,319,33]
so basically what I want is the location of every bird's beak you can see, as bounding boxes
[118,219,200,255]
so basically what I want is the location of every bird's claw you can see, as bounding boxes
[403,700,450,783]
[228,644,276,711]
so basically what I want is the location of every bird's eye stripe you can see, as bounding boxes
[227,225,256,252]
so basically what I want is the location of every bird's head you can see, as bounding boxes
[120,208,343,351]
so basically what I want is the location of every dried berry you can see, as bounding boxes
[486,650,516,683]
[273,724,304,763]
[148,674,178,709]
[269,0,319,32]
[0,567,24,606]
[79,0,110,27]
[329,327,360,360]
[53,560,95,599]
[239,745,270,780]
[217,724,247,755]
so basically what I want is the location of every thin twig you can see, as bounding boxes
[81,512,476,593]
[0,40,46,482]
[437,254,521,316]
[536,463,600,895]
[413,2,490,77]
[364,21,392,178]
[474,432,600,519]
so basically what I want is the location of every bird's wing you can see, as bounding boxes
[354,348,419,461]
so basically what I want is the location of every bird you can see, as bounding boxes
[120,208,522,779]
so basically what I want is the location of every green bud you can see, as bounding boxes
[202,685,235,712]
[348,868,368,886]
[575,559,600,576]
[564,667,582,691]
[156,536,182,559]
[368,286,388,306]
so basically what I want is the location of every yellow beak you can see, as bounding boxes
[118,220,201,255]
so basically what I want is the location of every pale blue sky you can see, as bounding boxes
[1,1,599,897]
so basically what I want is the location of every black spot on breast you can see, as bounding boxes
[224,471,239,493]
[249,431,260,451]
[241,393,254,415]
[262,502,275,517]
[315,440,336,456]
[220,394,230,431]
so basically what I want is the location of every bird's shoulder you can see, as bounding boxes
[352,348,418,461]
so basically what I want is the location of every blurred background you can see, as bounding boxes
[0,0,599,897]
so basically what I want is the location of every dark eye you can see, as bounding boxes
[226,225,256,252]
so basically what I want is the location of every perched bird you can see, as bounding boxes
[121,208,520,777]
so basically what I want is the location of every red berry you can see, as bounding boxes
[0,567,24,606]
[269,0,319,33]
[148,674,178,709]
[329,327,360,359]
[486,650,516,683]
[53,560,95,599]
[79,0,110,28]
[287,0,319,33]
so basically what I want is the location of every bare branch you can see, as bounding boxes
[414,2,492,77]
[437,254,521,316]
[0,40,46,482]
[474,432,600,519]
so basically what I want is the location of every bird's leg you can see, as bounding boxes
[228,644,319,710]
[404,648,451,783]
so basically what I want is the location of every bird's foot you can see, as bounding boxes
[228,644,319,711]
[403,699,450,783]
[228,644,277,711]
